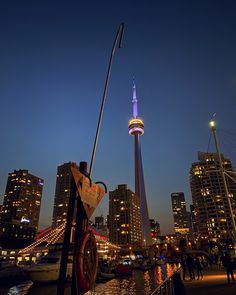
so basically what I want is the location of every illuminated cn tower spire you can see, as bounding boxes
[128,79,152,246]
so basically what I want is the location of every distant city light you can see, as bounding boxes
[21,217,30,223]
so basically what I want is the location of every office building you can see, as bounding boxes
[171,192,189,234]
[0,169,43,247]
[52,162,78,227]
[190,152,236,241]
[0,169,43,228]
[149,219,161,244]
[95,216,104,229]
[108,184,142,246]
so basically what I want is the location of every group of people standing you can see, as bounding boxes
[180,254,203,280]
[180,252,235,284]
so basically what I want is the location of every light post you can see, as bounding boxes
[209,118,236,242]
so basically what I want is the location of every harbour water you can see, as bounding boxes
[3,264,178,295]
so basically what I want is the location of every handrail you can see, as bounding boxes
[150,267,182,295]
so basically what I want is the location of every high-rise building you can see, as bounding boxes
[52,162,78,228]
[0,169,43,247]
[94,215,108,237]
[128,80,152,246]
[95,216,104,229]
[149,219,161,244]
[171,192,189,235]
[186,210,193,234]
[108,184,142,246]
[0,169,43,228]
[190,152,236,241]
[190,204,197,233]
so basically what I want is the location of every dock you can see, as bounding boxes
[184,265,236,295]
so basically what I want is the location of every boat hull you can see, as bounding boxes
[25,264,72,282]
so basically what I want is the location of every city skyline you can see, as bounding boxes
[1,1,236,233]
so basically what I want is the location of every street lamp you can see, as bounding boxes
[209,119,216,130]
[209,117,236,242]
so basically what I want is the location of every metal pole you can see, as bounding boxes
[57,175,77,295]
[89,23,124,177]
[71,162,88,295]
[210,120,236,241]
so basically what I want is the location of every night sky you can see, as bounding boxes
[1,0,236,233]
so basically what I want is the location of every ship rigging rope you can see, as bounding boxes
[206,128,236,166]
[20,221,119,254]
[218,129,236,164]
[19,222,66,253]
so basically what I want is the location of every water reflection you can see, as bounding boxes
[85,264,178,295]
[25,264,178,295]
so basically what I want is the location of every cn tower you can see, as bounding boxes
[128,80,152,246]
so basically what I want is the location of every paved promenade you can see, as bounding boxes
[184,265,236,295]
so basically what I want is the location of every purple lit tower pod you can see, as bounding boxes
[128,79,152,246]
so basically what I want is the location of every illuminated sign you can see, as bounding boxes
[21,217,30,223]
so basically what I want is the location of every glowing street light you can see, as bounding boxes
[209,117,236,242]
[209,119,216,130]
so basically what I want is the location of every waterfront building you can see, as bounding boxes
[171,192,189,235]
[52,162,78,227]
[0,169,43,229]
[108,184,142,246]
[190,204,197,234]
[95,215,104,229]
[149,219,161,244]
[190,152,236,242]
[0,220,36,248]
[128,80,152,246]
[186,210,193,234]
[0,169,43,247]
[94,215,108,237]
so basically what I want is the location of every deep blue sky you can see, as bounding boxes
[1,0,236,233]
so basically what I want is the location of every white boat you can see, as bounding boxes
[24,251,72,282]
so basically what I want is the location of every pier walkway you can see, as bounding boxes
[184,265,236,295]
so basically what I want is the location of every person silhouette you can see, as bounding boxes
[195,256,203,280]
[221,252,235,284]
[186,254,195,280]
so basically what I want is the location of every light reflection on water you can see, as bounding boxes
[85,264,178,295]
[26,264,178,295]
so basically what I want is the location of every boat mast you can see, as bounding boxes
[209,118,236,242]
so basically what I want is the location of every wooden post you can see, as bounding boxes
[57,173,77,295]
[71,162,88,295]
